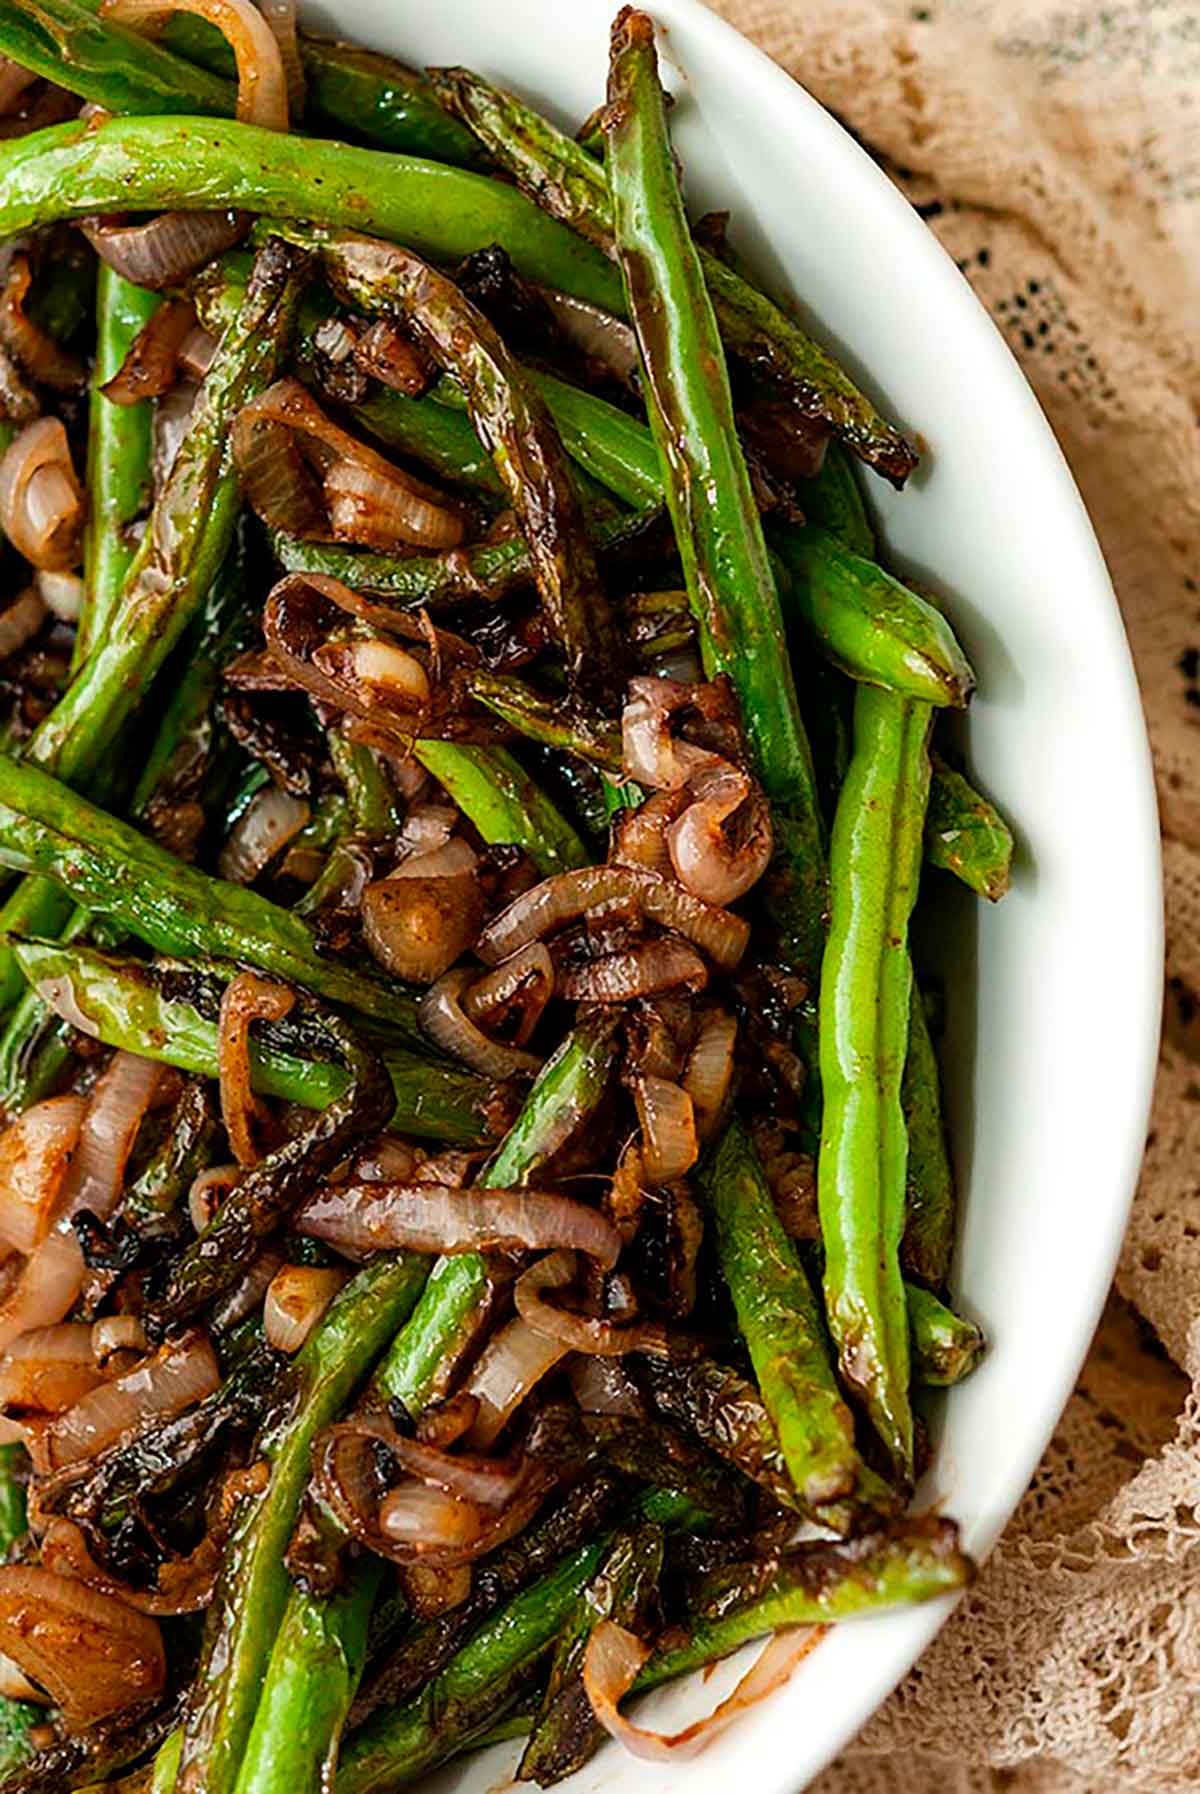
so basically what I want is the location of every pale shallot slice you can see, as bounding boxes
[0,418,85,571]
[103,0,289,129]
[81,211,248,291]
[418,969,541,1078]
[558,938,708,1005]
[682,1010,738,1140]
[0,1095,86,1254]
[217,972,295,1167]
[0,1324,105,1415]
[464,1315,568,1450]
[514,1251,670,1359]
[477,867,748,972]
[57,1050,163,1222]
[40,1329,220,1470]
[667,764,773,906]
[582,1621,824,1762]
[0,1228,85,1355]
[462,943,554,1048]
[217,784,310,885]
[295,1180,621,1267]
[264,1264,348,1352]
[633,1077,698,1184]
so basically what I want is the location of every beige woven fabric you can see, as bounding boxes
[702,0,1200,1787]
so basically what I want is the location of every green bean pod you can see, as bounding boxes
[0,0,236,115]
[77,265,159,667]
[413,743,591,878]
[900,985,957,1289]
[907,1284,986,1386]
[176,1254,429,1794]
[926,758,1014,900]
[817,686,933,1482]
[13,940,500,1143]
[697,1119,863,1515]
[604,13,826,998]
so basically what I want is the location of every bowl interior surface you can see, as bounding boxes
[298,1,1163,1786]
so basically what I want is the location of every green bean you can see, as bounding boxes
[519,1525,663,1787]
[0,239,304,1012]
[353,389,508,500]
[233,1564,384,1794]
[926,758,1014,900]
[526,367,662,509]
[771,525,975,709]
[0,0,236,116]
[12,940,500,1143]
[900,985,956,1289]
[907,1284,985,1386]
[151,1731,182,1794]
[639,1356,801,1512]
[337,1543,606,1794]
[0,756,424,1035]
[460,673,623,772]
[121,1077,218,1236]
[176,1254,429,1794]
[818,686,933,1483]
[413,743,591,877]
[697,1119,863,1517]
[431,63,916,484]
[77,265,159,667]
[802,441,876,555]
[0,117,622,311]
[605,14,826,1000]
[637,1517,971,1689]
[271,223,622,703]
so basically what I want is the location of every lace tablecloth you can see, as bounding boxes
[706,2,1200,1788]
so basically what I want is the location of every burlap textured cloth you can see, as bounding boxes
[699,1,1199,1789]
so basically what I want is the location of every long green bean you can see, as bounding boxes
[0,0,236,115]
[77,265,159,666]
[0,116,622,311]
[818,686,933,1483]
[900,986,957,1289]
[413,743,591,877]
[430,63,917,483]
[697,1119,863,1516]
[13,940,500,1142]
[605,13,826,999]
[176,1254,429,1794]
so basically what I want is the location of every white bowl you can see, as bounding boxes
[302,0,1163,1786]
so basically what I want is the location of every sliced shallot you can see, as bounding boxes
[0,1566,166,1727]
[582,1620,823,1762]
[558,938,708,1004]
[418,969,541,1078]
[514,1251,670,1359]
[633,1077,699,1184]
[99,296,199,405]
[217,784,310,885]
[57,1049,163,1223]
[296,1180,620,1267]
[464,1315,568,1450]
[103,0,289,129]
[667,764,773,906]
[264,1264,348,1352]
[82,211,248,291]
[40,1329,220,1470]
[217,971,295,1167]
[477,867,749,973]
[0,1095,86,1255]
[0,1324,105,1415]
[0,418,85,571]
[682,1010,738,1140]
[461,943,554,1048]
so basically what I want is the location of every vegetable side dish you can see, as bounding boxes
[0,3,1013,1790]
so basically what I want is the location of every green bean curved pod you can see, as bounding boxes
[900,985,957,1289]
[432,63,917,483]
[461,672,624,773]
[528,367,662,509]
[13,939,495,1142]
[818,686,933,1482]
[907,1284,985,1386]
[414,743,591,877]
[353,389,507,499]
[605,14,826,998]
[636,1517,971,1690]
[0,117,622,311]
[77,266,160,667]
[698,1119,862,1515]
[0,0,236,115]
[926,759,1014,900]
[771,525,975,709]
[336,1542,606,1794]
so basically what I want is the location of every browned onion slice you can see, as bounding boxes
[362,876,482,986]
[0,1228,85,1355]
[477,867,749,973]
[384,1433,532,1508]
[0,418,85,571]
[91,1315,147,1363]
[217,972,295,1167]
[0,1565,166,1727]
[35,569,82,623]
[263,1263,348,1352]
[582,1620,824,1761]
[353,320,430,395]
[40,1330,220,1471]
[514,1251,670,1359]
[0,1095,85,1255]
[633,1076,698,1184]
[102,0,288,129]
[621,677,723,790]
[217,784,310,886]
[0,1324,105,1415]
[683,1010,738,1140]
[378,1481,483,1549]
[0,253,84,391]
[557,938,708,1004]
[464,1315,567,1450]
[611,789,686,877]
[568,1354,645,1419]
[82,210,249,291]
[535,285,640,382]
[667,764,773,906]
[418,969,541,1078]
[39,1515,222,1617]
[99,296,198,405]
[461,943,554,1048]
[258,0,304,117]
[235,380,465,549]
[295,1180,621,1267]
